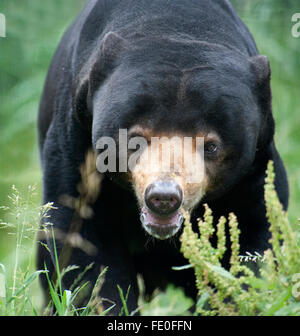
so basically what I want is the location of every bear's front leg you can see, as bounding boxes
[37,126,138,315]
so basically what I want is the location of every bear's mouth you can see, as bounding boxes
[140,206,184,240]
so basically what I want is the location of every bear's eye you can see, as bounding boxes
[204,142,218,154]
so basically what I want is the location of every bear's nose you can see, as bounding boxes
[144,180,183,216]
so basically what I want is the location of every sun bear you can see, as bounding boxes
[37,0,289,315]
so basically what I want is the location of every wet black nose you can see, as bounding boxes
[145,180,183,216]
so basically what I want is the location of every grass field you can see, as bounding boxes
[0,0,299,315]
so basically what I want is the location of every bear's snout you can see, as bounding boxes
[140,180,184,240]
[144,180,183,216]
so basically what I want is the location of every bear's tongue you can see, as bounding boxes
[140,207,183,240]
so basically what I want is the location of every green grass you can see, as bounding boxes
[180,162,300,316]
[0,0,300,316]
[0,185,48,315]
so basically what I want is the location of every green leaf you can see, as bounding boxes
[264,288,292,316]
[117,284,131,316]
[62,290,72,314]
[196,292,210,311]
[140,285,194,316]
[205,263,237,281]
[7,270,46,304]
[172,264,193,271]
[0,263,6,299]
[44,263,64,316]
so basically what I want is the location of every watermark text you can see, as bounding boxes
[96,129,205,183]
[291,13,300,38]
[0,13,6,38]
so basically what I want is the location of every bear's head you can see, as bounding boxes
[74,32,274,240]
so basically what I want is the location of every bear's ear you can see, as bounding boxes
[249,55,274,150]
[89,31,129,86]
[99,31,129,70]
[249,55,271,85]
[249,55,272,112]
[73,32,129,129]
